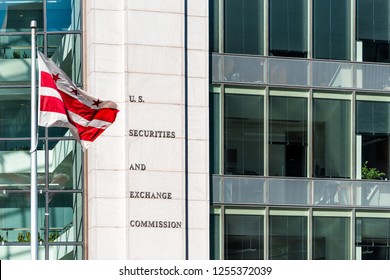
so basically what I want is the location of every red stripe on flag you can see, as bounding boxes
[69,119,107,142]
[40,95,67,115]
[41,71,59,90]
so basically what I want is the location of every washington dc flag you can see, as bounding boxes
[38,52,119,150]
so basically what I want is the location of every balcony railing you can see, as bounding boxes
[212,53,390,91]
[211,175,390,208]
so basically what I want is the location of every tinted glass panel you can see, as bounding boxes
[0,0,43,32]
[269,0,307,57]
[224,94,264,175]
[313,0,351,60]
[225,0,263,55]
[313,216,350,260]
[313,98,350,178]
[269,215,307,260]
[269,96,307,177]
[47,0,81,31]
[225,214,264,260]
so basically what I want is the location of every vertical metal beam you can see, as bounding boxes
[184,0,189,260]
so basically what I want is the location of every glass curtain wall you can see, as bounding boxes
[269,0,308,57]
[0,0,83,260]
[313,96,350,178]
[313,0,351,60]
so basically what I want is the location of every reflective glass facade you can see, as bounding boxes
[0,0,83,260]
[210,0,390,260]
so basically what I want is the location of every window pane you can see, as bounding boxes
[210,214,220,260]
[313,216,350,260]
[48,140,83,190]
[269,215,307,260]
[0,140,45,191]
[225,214,264,260]
[47,34,82,84]
[224,93,264,175]
[0,0,43,32]
[210,92,221,174]
[269,96,307,177]
[0,35,43,84]
[209,0,219,52]
[48,193,83,243]
[313,98,350,178]
[313,0,351,60]
[269,0,308,57]
[0,192,45,243]
[0,88,30,137]
[225,0,263,55]
[48,245,83,260]
[356,218,390,260]
[47,0,81,31]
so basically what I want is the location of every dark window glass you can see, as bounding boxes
[313,0,351,60]
[225,0,263,55]
[210,92,221,174]
[357,0,390,62]
[269,215,307,260]
[0,0,43,32]
[313,216,350,260]
[225,214,264,260]
[313,98,350,178]
[224,93,264,175]
[269,0,307,57]
[210,0,219,52]
[356,218,390,260]
[269,96,307,177]
[210,214,220,260]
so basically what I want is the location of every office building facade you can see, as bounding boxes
[1,0,390,260]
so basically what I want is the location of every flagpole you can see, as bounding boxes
[30,20,38,260]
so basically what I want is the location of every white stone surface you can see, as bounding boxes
[188,50,208,78]
[188,77,208,107]
[188,106,208,140]
[126,0,183,14]
[89,170,126,198]
[188,140,208,173]
[188,173,209,201]
[127,137,184,172]
[127,45,183,75]
[127,103,183,136]
[88,72,125,103]
[188,229,209,259]
[188,0,208,17]
[88,227,127,260]
[93,10,123,45]
[89,198,126,227]
[128,73,183,104]
[188,16,208,50]
[127,11,182,47]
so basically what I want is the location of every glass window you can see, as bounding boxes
[225,214,264,260]
[269,0,308,57]
[210,213,220,260]
[357,101,390,178]
[0,88,30,137]
[0,192,45,243]
[48,193,83,243]
[47,34,82,84]
[357,0,390,63]
[225,0,264,55]
[48,140,83,190]
[47,0,81,31]
[269,215,307,260]
[313,216,350,260]
[0,35,43,84]
[0,140,45,191]
[0,0,43,32]
[224,92,264,175]
[210,90,221,174]
[269,95,307,177]
[313,0,351,60]
[48,245,83,260]
[209,0,219,52]
[356,217,390,260]
[313,98,350,178]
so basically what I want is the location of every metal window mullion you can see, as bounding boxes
[351,91,356,179]
[264,87,269,176]
[264,206,269,260]
[220,205,225,259]
[307,0,312,59]
[220,84,225,175]
[264,0,269,56]
[219,0,224,53]
[308,207,312,260]
[307,88,313,178]
[351,0,356,61]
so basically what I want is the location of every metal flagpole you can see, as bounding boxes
[30,20,38,260]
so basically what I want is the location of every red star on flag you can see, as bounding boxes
[92,99,102,107]
[52,73,60,82]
